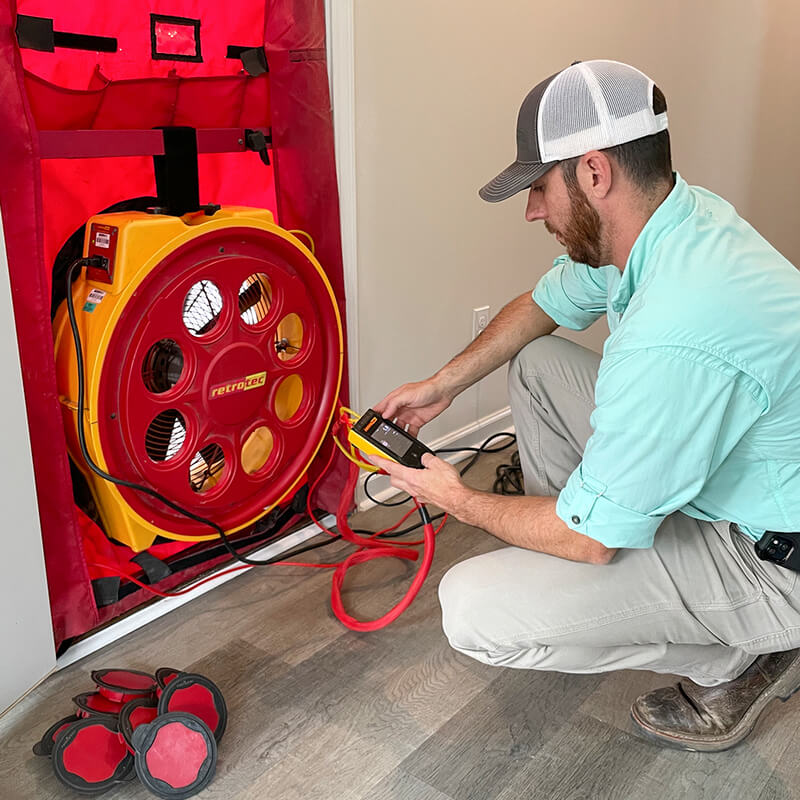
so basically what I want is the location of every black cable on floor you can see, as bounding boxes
[363,431,517,509]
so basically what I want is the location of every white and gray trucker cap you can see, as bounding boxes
[479,60,668,202]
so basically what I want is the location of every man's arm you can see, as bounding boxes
[375,292,558,435]
[431,291,558,399]
[458,492,616,564]
[370,453,617,565]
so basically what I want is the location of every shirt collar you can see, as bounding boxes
[610,172,694,314]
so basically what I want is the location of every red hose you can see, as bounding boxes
[329,461,436,631]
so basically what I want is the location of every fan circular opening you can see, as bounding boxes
[183,280,223,337]
[145,410,187,463]
[142,339,184,394]
[238,273,272,327]
[190,443,225,493]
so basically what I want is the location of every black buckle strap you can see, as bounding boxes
[227,45,268,76]
[131,552,174,584]
[16,14,117,53]
[244,129,271,166]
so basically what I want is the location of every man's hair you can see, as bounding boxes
[560,86,672,195]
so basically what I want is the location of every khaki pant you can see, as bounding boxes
[439,335,800,686]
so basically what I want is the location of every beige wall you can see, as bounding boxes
[349,0,800,444]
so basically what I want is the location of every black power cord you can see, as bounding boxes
[493,449,524,495]
[66,258,338,567]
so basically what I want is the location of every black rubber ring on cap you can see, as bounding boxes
[155,666,184,691]
[157,673,228,742]
[133,712,217,800]
[72,691,125,720]
[119,696,159,750]
[92,668,157,702]
[51,717,135,794]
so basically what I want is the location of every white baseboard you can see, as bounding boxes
[354,407,516,510]
[55,516,334,670]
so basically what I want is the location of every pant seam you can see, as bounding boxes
[497,594,767,644]
[527,385,549,496]
[525,369,596,408]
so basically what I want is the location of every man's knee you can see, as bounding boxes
[507,336,563,427]
[438,552,533,656]
[508,334,572,394]
[438,557,491,653]
[439,554,554,668]
[507,334,599,427]
[511,334,580,371]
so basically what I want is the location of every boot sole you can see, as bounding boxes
[629,655,800,753]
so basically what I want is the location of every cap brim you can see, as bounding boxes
[478,160,557,203]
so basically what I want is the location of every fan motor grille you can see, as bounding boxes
[145,410,186,462]
[190,443,225,493]
[142,339,184,394]
[183,280,223,336]
[238,273,272,325]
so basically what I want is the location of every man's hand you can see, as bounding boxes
[372,379,453,437]
[372,293,558,438]
[366,452,466,509]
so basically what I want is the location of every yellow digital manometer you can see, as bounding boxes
[348,409,434,469]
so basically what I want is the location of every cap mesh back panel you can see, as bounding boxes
[540,69,599,145]
[538,61,660,162]
[593,62,651,120]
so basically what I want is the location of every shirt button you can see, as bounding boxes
[571,515,581,524]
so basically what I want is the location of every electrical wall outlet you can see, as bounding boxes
[472,305,490,339]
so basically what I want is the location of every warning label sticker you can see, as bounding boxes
[87,289,107,304]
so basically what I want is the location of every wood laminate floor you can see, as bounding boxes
[2,450,800,799]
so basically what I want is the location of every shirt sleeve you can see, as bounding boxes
[556,347,767,549]
[532,254,610,331]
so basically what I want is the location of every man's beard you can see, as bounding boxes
[545,180,610,268]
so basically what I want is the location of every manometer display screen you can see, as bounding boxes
[374,422,412,457]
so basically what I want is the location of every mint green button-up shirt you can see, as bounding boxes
[532,174,800,549]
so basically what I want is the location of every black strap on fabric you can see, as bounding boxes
[16,15,117,53]
[131,552,173,584]
[55,31,118,53]
[227,45,268,75]
[92,553,170,607]
[153,127,201,216]
[244,129,271,166]
[15,15,53,51]
[92,576,121,608]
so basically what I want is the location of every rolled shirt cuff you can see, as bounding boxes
[556,466,663,549]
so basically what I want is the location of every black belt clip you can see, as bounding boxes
[755,531,800,571]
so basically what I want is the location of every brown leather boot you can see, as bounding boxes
[630,649,800,752]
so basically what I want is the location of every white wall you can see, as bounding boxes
[342,0,800,444]
[0,212,56,713]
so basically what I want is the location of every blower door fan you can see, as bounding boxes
[54,208,343,551]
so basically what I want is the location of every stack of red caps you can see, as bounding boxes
[33,667,227,798]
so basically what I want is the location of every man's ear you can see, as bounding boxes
[578,151,613,200]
